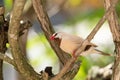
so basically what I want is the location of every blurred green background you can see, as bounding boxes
[2,0,116,80]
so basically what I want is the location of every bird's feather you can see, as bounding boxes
[59,32,97,54]
[52,32,113,57]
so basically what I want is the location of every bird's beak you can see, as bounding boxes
[50,35,55,40]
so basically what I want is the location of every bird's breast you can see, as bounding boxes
[60,39,80,54]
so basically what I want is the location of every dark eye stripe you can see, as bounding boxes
[54,33,58,36]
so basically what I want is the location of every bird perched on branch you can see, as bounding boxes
[50,32,113,58]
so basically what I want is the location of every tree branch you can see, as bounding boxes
[0,52,15,66]
[51,58,77,80]
[19,20,32,56]
[62,61,81,80]
[52,1,118,79]
[75,0,118,57]
[0,6,8,80]
[32,0,81,80]
[104,0,120,80]
[32,0,70,67]
[47,0,68,17]
[8,0,40,80]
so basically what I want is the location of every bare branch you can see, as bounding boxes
[52,58,76,80]
[75,0,118,57]
[52,0,118,79]
[32,0,70,67]
[104,0,120,80]
[0,52,15,66]
[8,0,40,79]
[62,61,81,80]
[19,20,32,56]
[87,0,119,42]
[32,0,81,80]
[47,0,68,17]
[0,6,8,80]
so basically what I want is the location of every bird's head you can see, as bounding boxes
[50,32,62,40]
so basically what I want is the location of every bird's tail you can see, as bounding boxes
[93,49,115,57]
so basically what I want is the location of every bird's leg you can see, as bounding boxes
[72,50,77,59]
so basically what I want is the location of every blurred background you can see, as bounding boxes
[1,0,116,80]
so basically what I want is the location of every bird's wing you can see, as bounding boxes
[66,34,97,47]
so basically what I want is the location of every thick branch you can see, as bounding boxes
[55,60,81,80]
[63,61,81,80]
[52,58,76,80]
[0,6,8,80]
[32,0,81,80]
[104,0,120,80]
[32,0,70,66]
[75,0,118,56]
[8,0,40,80]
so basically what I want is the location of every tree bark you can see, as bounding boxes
[0,0,119,80]
[32,0,71,67]
[0,6,8,80]
[104,0,120,80]
[8,0,40,80]
[32,0,81,80]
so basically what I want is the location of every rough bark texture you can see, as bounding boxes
[0,0,119,80]
[19,21,31,56]
[32,0,81,80]
[32,0,120,80]
[104,0,120,80]
[8,0,40,80]
[32,0,71,67]
[52,1,116,79]
[0,6,8,80]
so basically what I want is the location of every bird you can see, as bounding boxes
[50,32,113,58]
